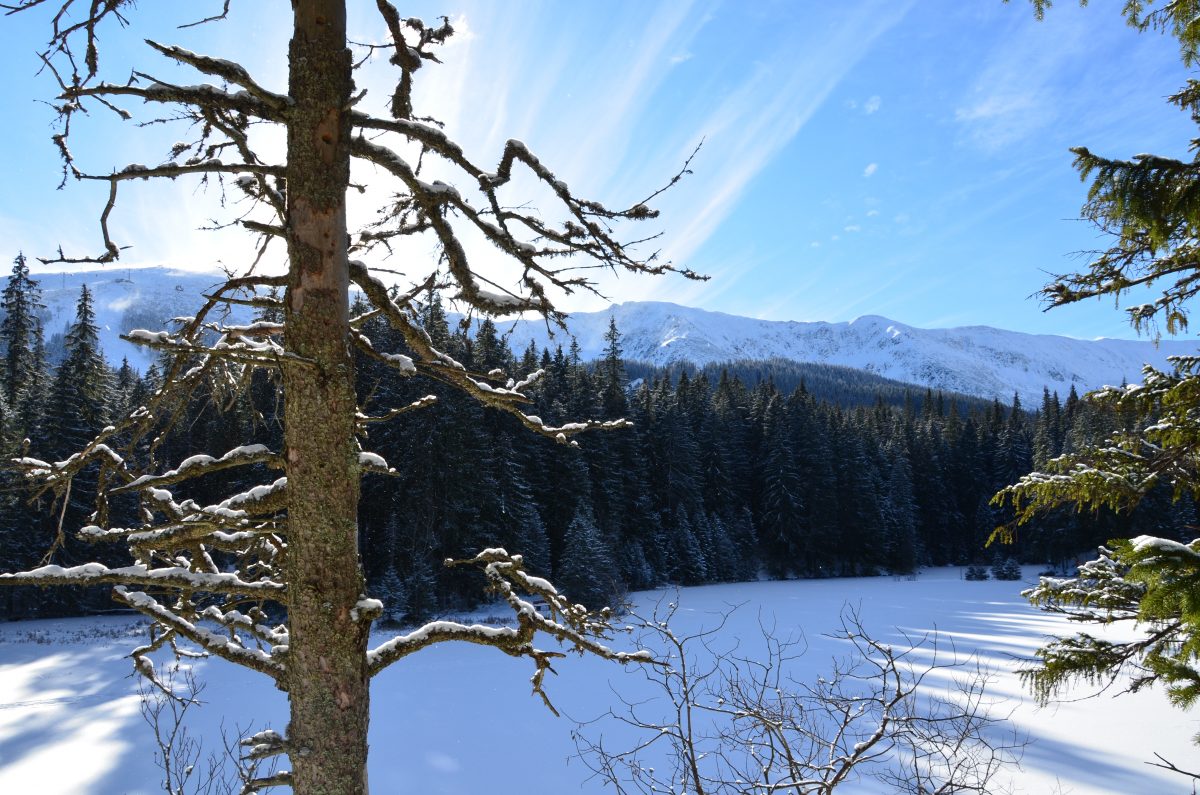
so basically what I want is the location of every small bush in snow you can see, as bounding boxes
[964,565,989,581]
[992,557,1023,581]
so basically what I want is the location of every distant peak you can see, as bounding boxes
[850,314,899,326]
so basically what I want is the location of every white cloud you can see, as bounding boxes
[670,52,694,65]
[863,95,881,114]
[844,224,861,232]
[863,162,878,177]
[894,212,910,224]
[810,241,821,248]
[866,209,880,217]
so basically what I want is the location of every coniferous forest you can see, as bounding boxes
[0,257,1188,622]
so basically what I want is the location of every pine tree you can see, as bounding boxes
[994,0,1200,733]
[833,416,885,576]
[666,505,708,585]
[758,394,806,577]
[0,257,44,616]
[372,565,408,626]
[0,253,46,442]
[881,438,919,575]
[45,286,111,461]
[1032,388,1063,467]
[709,370,752,510]
[557,502,619,608]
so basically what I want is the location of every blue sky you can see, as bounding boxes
[0,1,1194,340]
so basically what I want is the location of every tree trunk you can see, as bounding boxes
[283,2,369,793]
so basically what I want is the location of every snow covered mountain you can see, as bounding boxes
[501,301,1199,405]
[33,267,252,373]
[25,267,1198,404]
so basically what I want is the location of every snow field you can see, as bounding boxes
[0,568,1191,794]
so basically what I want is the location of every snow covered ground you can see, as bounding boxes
[0,568,1192,794]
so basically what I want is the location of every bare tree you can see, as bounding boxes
[0,2,698,792]
[574,603,1024,794]
[139,666,283,795]
[139,668,229,795]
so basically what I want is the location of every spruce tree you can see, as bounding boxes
[881,437,919,575]
[599,316,627,418]
[995,0,1200,731]
[758,394,806,577]
[45,286,111,461]
[558,502,619,608]
[0,253,46,442]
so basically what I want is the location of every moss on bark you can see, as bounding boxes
[282,3,370,793]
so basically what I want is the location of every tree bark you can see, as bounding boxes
[283,2,368,793]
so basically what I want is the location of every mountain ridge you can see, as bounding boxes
[497,300,1198,404]
[22,267,1197,404]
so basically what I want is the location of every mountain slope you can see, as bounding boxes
[33,267,253,372]
[502,301,1198,404]
[23,268,1196,404]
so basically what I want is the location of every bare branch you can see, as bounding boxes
[368,548,653,713]
[575,604,1023,795]
[145,39,290,113]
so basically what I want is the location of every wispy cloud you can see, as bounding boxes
[954,13,1088,152]
[639,0,915,301]
[864,95,882,114]
[863,162,878,177]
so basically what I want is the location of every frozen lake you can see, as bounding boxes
[0,567,1192,793]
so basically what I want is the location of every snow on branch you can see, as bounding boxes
[368,547,653,714]
[350,328,417,375]
[31,48,288,261]
[91,522,275,554]
[358,450,396,476]
[349,262,631,446]
[98,161,284,183]
[116,444,281,493]
[123,325,301,369]
[371,4,453,121]
[143,39,290,112]
[1,0,134,82]
[115,588,285,680]
[349,92,703,321]
[239,770,293,795]
[68,79,286,124]
[207,477,289,518]
[356,394,438,426]
[349,135,698,320]
[0,562,285,595]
